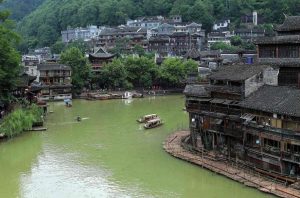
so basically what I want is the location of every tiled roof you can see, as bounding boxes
[184,48,201,59]
[274,16,300,32]
[89,47,115,59]
[254,35,300,44]
[37,64,71,71]
[209,64,268,81]
[239,85,300,117]
[183,84,210,97]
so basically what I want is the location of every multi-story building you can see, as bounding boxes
[88,47,115,73]
[148,32,204,56]
[235,28,266,42]
[62,25,102,43]
[126,15,182,29]
[37,63,72,101]
[184,63,300,180]
[95,26,148,52]
[207,31,232,49]
[255,15,300,87]
[22,55,41,77]
[183,15,300,183]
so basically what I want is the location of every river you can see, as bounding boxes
[0,95,272,198]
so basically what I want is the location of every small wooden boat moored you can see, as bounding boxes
[137,114,159,123]
[144,118,163,129]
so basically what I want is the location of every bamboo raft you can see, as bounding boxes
[163,131,300,198]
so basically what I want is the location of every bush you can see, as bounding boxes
[0,104,43,138]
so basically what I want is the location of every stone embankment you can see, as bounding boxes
[163,131,300,198]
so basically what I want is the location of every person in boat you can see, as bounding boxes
[76,116,81,122]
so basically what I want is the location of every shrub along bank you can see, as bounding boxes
[0,104,43,138]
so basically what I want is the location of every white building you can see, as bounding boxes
[61,25,103,43]
[213,19,230,31]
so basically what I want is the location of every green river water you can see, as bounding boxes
[0,95,273,198]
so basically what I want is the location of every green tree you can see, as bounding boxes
[51,41,66,54]
[230,35,243,46]
[101,59,129,89]
[132,44,145,57]
[159,58,185,88]
[183,59,198,74]
[124,56,159,88]
[60,47,92,94]
[0,0,21,105]
[66,39,89,54]
[210,42,239,52]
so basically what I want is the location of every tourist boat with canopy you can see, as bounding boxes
[137,114,159,123]
[144,118,163,129]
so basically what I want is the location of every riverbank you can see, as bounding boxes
[0,104,45,140]
[163,131,300,198]
[76,89,184,100]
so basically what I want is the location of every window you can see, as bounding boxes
[264,138,280,148]
[278,45,300,58]
[259,46,276,58]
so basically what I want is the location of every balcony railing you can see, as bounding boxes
[244,123,300,141]
[40,73,71,77]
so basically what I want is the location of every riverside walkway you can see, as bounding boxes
[163,131,300,198]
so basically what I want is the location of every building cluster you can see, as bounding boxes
[22,48,72,101]
[61,12,266,57]
[62,15,206,57]
[184,15,300,183]
[208,11,266,48]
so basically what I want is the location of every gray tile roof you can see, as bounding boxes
[239,85,300,117]
[183,84,210,97]
[37,63,71,71]
[209,64,268,81]
[89,47,115,59]
[258,58,300,67]
[184,48,201,59]
[274,16,300,32]
[254,35,300,44]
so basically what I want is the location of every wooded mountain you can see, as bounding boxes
[0,0,45,20]
[15,0,300,48]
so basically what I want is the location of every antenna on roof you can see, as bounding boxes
[283,13,288,19]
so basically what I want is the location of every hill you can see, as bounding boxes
[16,0,300,48]
[0,0,45,20]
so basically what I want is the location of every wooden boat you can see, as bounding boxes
[94,94,110,100]
[137,114,159,123]
[132,93,143,98]
[144,118,163,129]
[122,91,133,99]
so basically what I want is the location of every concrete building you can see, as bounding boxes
[61,25,102,43]
[213,19,230,31]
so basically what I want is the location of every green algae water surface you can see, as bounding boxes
[0,96,273,198]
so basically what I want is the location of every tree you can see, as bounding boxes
[132,44,145,57]
[210,42,239,52]
[124,56,158,89]
[60,47,92,94]
[101,59,129,89]
[159,58,185,88]
[51,41,65,54]
[66,39,89,54]
[0,0,21,105]
[183,59,198,75]
[230,35,243,46]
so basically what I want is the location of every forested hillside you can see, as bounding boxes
[0,0,45,20]
[16,0,300,48]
